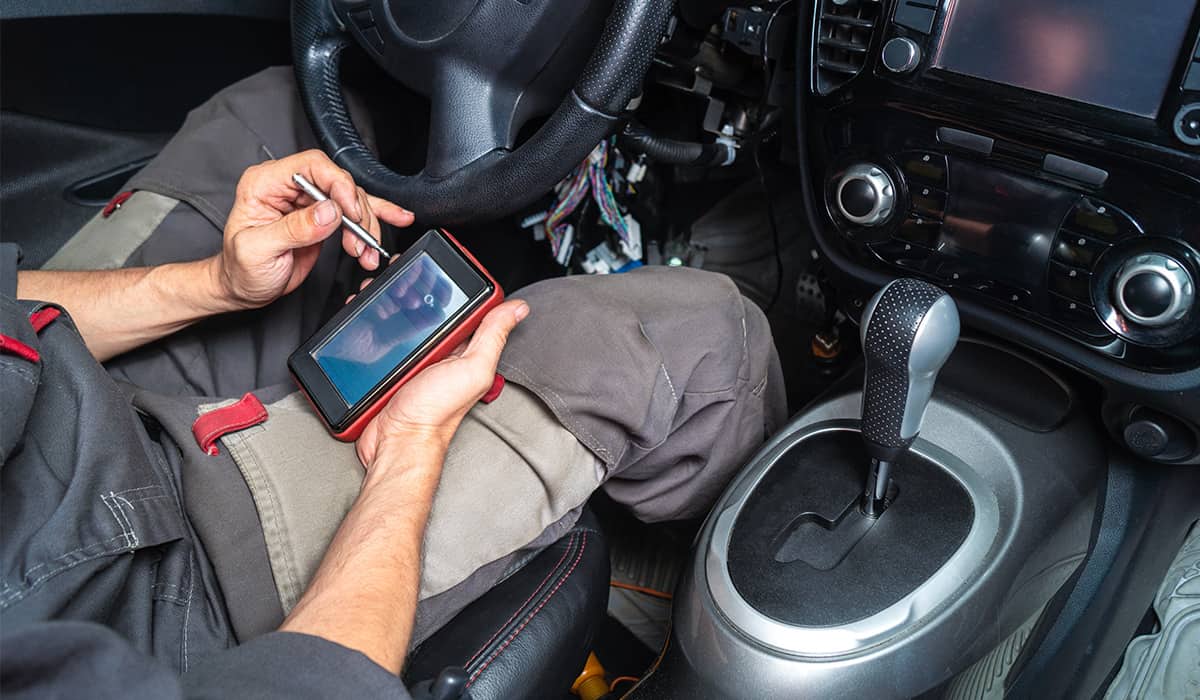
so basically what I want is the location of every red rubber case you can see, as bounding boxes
[291,229,503,442]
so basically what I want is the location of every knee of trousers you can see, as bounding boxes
[497,266,787,519]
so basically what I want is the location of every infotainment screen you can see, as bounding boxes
[934,0,1197,118]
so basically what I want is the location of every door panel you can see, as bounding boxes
[1,11,291,268]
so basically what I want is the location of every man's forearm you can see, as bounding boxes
[280,437,447,675]
[16,257,234,361]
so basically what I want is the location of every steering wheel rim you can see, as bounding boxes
[292,0,674,226]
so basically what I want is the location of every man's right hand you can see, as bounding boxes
[354,299,529,469]
[284,298,528,675]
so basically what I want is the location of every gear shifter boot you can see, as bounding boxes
[727,430,974,627]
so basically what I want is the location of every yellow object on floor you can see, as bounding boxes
[572,652,609,700]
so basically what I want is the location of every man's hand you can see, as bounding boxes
[214,149,414,310]
[283,299,528,673]
[16,149,415,361]
[355,299,530,468]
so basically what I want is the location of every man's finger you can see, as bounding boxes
[463,300,529,370]
[235,150,354,214]
[366,195,415,228]
[341,229,365,259]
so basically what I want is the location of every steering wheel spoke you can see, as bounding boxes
[425,67,520,179]
[292,0,676,224]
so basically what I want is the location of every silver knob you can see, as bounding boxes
[881,37,922,74]
[1113,253,1195,327]
[835,163,896,227]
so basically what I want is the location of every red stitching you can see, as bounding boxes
[467,531,588,687]
[29,307,61,333]
[463,533,576,669]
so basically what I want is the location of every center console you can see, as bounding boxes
[624,5,1198,696]
[629,289,1104,698]
[801,0,1200,465]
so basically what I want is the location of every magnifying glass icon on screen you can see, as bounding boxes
[424,294,435,307]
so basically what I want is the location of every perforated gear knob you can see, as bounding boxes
[859,278,960,462]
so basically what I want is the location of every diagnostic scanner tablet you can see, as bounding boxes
[289,229,503,441]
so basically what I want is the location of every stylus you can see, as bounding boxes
[291,173,391,258]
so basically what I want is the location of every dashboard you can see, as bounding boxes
[798,0,1200,463]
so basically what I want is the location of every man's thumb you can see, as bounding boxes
[270,199,341,252]
[466,300,529,365]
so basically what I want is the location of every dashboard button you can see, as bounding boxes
[871,240,933,266]
[1043,154,1108,187]
[910,185,946,219]
[934,262,977,285]
[1184,67,1200,92]
[1048,261,1093,303]
[895,215,940,247]
[897,152,947,187]
[893,2,936,34]
[936,127,994,156]
[1049,293,1113,340]
[1052,234,1108,269]
[980,282,1031,307]
[1065,199,1140,241]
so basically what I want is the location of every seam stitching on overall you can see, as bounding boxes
[225,433,303,610]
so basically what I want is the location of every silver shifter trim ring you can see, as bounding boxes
[704,421,999,657]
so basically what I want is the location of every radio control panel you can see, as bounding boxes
[821,116,1200,370]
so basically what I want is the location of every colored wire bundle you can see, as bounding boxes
[545,138,632,262]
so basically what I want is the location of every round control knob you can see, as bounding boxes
[835,164,896,226]
[1113,253,1195,327]
[1122,406,1198,462]
[881,37,922,74]
[1174,103,1200,147]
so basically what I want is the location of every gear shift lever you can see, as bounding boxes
[859,278,960,516]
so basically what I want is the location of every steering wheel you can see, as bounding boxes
[292,0,674,225]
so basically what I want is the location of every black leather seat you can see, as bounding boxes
[404,510,609,700]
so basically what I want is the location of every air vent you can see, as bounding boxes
[814,0,881,96]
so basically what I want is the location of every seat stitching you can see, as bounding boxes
[467,532,589,687]
[462,533,577,669]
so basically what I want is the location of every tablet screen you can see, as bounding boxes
[313,252,470,404]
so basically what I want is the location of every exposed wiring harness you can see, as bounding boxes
[545,139,636,264]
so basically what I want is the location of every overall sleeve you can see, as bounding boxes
[1,242,20,297]
[0,621,413,699]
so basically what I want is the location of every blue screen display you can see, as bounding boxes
[313,252,469,405]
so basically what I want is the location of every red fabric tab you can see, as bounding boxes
[192,393,268,456]
[29,307,61,333]
[480,373,505,404]
[0,334,39,363]
[102,190,134,218]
